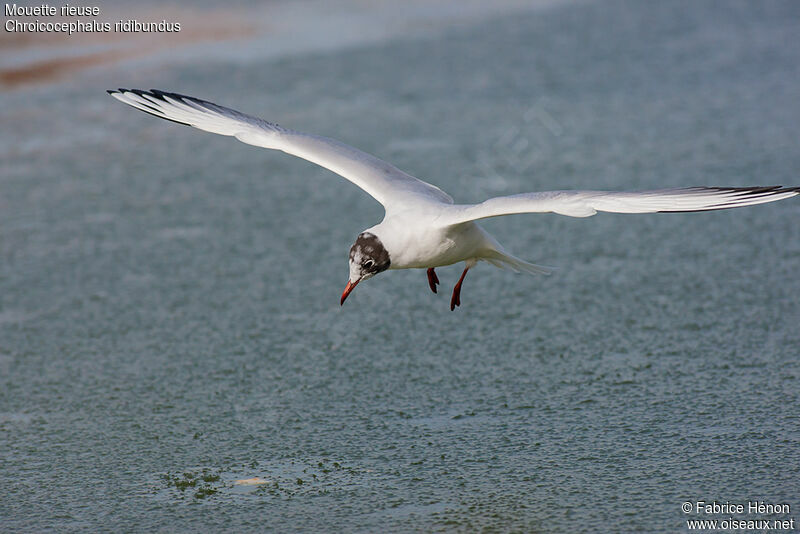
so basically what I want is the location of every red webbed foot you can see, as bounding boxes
[450,266,470,311]
[427,268,440,294]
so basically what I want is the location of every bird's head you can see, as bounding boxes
[341,231,391,305]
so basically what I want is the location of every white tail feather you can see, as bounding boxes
[482,251,554,275]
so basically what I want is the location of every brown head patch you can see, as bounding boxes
[349,232,391,274]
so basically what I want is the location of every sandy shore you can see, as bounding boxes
[0,5,254,88]
[1,0,569,89]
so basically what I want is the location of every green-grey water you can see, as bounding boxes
[2,1,799,531]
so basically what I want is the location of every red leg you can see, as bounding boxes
[426,268,440,293]
[450,266,470,311]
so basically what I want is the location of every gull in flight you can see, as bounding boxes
[109,89,799,310]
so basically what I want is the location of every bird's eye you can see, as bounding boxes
[364,260,374,269]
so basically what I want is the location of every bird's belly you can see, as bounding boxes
[388,222,492,269]
[398,238,459,268]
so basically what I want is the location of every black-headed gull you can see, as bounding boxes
[108,89,799,310]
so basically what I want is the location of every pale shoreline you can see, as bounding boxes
[0,0,574,89]
[0,4,255,88]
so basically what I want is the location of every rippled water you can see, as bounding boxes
[2,0,799,531]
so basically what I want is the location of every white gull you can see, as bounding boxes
[109,89,799,310]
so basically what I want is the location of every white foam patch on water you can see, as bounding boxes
[156,227,209,240]
[0,309,37,325]
[0,412,33,425]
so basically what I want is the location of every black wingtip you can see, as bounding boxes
[660,185,800,213]
[107,88,196,127]
[148,89,169,101]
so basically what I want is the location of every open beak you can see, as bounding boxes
[340,279,360,306]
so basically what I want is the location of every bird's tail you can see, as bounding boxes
[482,250,554,276]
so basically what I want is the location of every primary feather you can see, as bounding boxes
[442,186,800,224]
[107,89,453,210]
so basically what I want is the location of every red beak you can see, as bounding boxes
[340,279,359,306]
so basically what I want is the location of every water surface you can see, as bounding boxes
[1,0,799,531]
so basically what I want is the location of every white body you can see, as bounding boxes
[108,89,799,299]
[373,216,495,269]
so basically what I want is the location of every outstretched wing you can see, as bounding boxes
[107,89,453,210]
[440,186,800,224]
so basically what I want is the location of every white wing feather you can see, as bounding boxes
[108,90,798,223]
[108,89,453,210]
[442,186,800,224]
